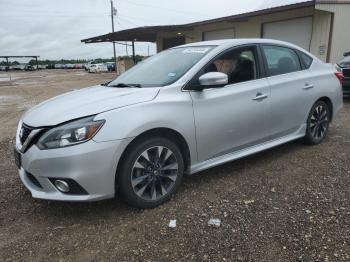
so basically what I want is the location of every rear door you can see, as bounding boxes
[261,44,314,138]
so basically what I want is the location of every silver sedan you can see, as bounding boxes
[14,39,343,208]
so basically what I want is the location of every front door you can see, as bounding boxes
[189,46,271,162]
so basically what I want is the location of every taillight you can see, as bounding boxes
[335,71,344,85]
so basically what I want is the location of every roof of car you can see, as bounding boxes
[177,38,297,48]
[174,38,319,60]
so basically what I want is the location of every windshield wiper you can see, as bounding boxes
[108,83,142,88]
[101,81,111,86]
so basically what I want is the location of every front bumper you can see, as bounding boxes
[16,138,132,201]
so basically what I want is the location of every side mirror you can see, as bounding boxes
[344,51,350,57]
[198,72,228,88]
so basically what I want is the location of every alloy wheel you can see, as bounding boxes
[310,104,329,140]
[131,146,179,201]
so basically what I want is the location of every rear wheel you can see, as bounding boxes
[304,100,330,145]
[118,137,184,208]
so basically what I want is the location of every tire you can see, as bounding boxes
[303,100,331,145]
[118,137,184,208]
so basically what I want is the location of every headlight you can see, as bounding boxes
[37,116,105,149]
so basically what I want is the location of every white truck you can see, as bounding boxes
[88,63,108,73]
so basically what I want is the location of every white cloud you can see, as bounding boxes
[0,0,306,60]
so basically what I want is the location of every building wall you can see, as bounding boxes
[156,31,193,52]
[316,3,350,63]
[156,7,316,49]
[310,10,332,62]
[192,7,317,42]
[155,6,336,62]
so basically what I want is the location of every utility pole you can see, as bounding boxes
[110,0,117,70]
[132,40,135,64]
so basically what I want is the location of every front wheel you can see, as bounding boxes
[303,100,330,145]
[118,137,184,208]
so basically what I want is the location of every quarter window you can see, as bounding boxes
[262,45,301,76]
[298,51,313,69]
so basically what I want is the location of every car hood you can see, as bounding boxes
[22,85,160,127]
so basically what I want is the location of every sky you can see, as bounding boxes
[0,0,309,61]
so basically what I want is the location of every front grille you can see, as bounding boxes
[343,68,350,78]
[20,124,33,144]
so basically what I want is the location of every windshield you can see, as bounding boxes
[108,46,215,87]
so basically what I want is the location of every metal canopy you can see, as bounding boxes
[81,25,192,43]
[0,56,40,68]
[0,56,40,58]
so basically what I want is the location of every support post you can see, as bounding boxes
[111,0,117,70]
[132,40,136,64]
[35,57,38,70]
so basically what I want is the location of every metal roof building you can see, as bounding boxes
[82,0,350,63]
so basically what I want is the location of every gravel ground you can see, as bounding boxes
[0,70,349,261]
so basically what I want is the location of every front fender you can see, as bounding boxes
[93,89,198,164]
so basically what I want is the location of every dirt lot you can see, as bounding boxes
[0,70,349,261]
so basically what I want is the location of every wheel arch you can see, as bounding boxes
[317,96,334,122]
[115,127,192,189]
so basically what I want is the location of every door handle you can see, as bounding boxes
[303,83,314,90]
[253,93,268,101]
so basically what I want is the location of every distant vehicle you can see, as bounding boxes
[14,39,343,208]
[0,66,8,71]
[54,64,63,69]
[75,64,83,69]
[65,64,75,69]
[89,63,108,73]
[84,62,95,71]
[336,51,350,96]
[12,65,23,70]
[37,65,47,70]
[106,62,116,72]
[24,65,36,71]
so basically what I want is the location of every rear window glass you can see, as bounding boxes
[298,51,313,69]
[262,45,301,76]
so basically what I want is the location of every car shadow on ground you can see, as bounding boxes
[36,139,306,218]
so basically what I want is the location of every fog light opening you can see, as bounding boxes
[54,180,70,193]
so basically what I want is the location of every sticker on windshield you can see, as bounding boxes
[182,48,210,54]
[168,72,176,77]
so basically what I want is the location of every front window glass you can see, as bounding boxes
[202,46,258,85]
[108,46,215,87]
